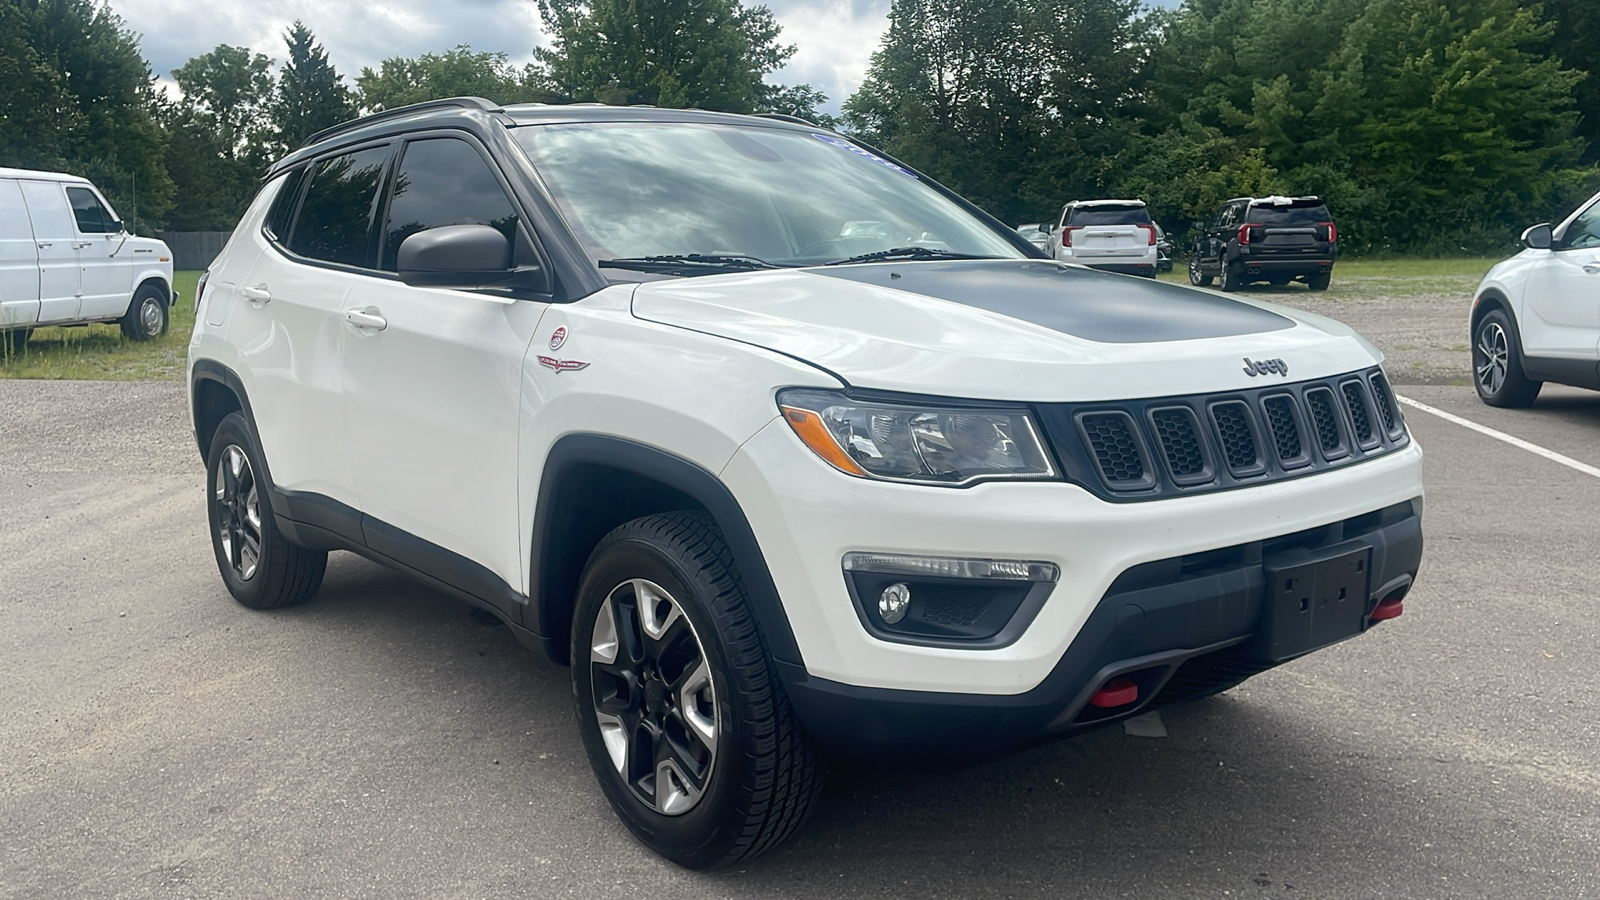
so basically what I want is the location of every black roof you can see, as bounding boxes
[266,97,831,178]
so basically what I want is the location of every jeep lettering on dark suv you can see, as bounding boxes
[188,98,1422,869]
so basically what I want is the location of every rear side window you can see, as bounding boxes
[288,145,392,268]
[1247,201,1331,225]
[66,187,117,233]
[264,167,309,242]
[380,138,520,271]
[1068,205,1151,226]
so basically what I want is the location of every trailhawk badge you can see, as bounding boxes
[1242,357,1289,377]
[538,356,589,373]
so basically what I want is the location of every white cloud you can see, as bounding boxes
[765,0,891,112]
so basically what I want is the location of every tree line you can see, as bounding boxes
[1,0,1594,254]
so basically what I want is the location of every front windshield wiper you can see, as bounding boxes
[599,254,781,275]
[823,247,1001,266]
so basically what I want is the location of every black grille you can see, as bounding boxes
[1210,402,1259,473]
[1079,412,1147,486]
[1305,387,1344,457]
[1342,381,1376,447]
[1034,365,1408,502]
[1150,407,1207,480]
[1261,395,1303,464]
[1369,372,1399,435]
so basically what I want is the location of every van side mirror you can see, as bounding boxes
[397,224,515,288]
[1521,223,1553,250]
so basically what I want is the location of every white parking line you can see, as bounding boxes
[1397,395,1600,480]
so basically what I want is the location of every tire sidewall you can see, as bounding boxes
[571,536,752,867]
[206,413,274,607]
[128,287,168,340]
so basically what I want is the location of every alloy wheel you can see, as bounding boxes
[1476,321,1509,396]
[589,578,719,816]
[214,444,262,580]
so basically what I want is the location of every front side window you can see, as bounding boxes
[1561,200,1600,251]
[288,145,392,268]
[513,122,1022,270]
[381,138,520,271]
[66,187,117,233]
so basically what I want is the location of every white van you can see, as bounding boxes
[0,167,176,349]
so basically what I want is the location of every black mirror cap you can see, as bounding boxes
[397,224,512,287]
[1521,223,1553,250]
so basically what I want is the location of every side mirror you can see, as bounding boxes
[398,224,514,287]
[1521,223,1553,250]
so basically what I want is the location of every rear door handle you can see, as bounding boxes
[344,307,388,331]
[241,285,271,303]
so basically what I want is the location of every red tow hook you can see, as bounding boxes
[1088,677,1139,709]
[1370,598,1404,621]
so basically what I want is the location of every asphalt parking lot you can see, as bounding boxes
[4,350,1600,897]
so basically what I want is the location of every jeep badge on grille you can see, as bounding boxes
[1243,357,1289,377]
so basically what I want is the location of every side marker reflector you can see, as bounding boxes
[1088,677,1138,709]
[780,406,870,477]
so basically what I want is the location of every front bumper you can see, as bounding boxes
[780,498,1420,762]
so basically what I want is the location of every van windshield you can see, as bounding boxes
[512,122,1024,271]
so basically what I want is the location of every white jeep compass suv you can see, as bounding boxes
[188,99,1424,868]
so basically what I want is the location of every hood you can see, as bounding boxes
[630,259,1383,402]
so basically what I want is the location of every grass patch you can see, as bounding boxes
[1157,255,1498,296]
[0,271,201,381]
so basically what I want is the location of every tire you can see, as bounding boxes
[571,512,825,869]
[1,328,29,354]
[1473,308,1542,408]
[120,283,168,341]
[1187,255,1213,287]
[205,412,327,609]
[1307,273,1331,291]
[1219,261,1244,292]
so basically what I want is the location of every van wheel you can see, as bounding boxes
[206,413,327,609]
[1474,309,1542,408]
[1,329,29,354]
[121,284,168,341]
[571,512,825,869]
[1187,256,1213,287]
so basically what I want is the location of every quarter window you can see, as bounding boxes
[265,166,309,243]
[66,187,117,233]
[381,138,519,271]
[288,145,392,268]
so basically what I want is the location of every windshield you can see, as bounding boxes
[1248,202,1331,225]
[512,122,1024,270]
[1066,205,1151,226]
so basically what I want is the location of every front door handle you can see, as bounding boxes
[241,285,271,303]
[1583,263,1600,274]
[344,307,388,331]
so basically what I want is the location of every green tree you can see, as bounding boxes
[531,0,809,113]
[0,0,173,231]
[1531,0,1599,163]
[271,21,355,151]
[170,44,274,160]
[356,45,554,111]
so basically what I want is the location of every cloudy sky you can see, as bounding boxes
[115,0,1176,113]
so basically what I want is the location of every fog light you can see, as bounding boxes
[879,583,911,624]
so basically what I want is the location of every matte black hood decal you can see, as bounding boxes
[811,259,1294,343]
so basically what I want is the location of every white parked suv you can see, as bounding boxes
[1471,188,1600,406]
[0,167,175,349]
[188,99,1425,868]
[1048,199,1159,276]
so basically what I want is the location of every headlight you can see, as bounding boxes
[776,389,1057,486]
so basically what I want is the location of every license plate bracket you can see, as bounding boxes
[1258,543,1372,662]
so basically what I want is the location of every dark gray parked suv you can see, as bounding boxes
[1189,196,1337,291]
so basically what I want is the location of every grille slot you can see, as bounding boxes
[1341,380,1379,448]
[1304,387,1347,459]
[1149,406,1210,484]
[1209,401,1263,475]
[1369,372,1401,436]
[1260,394,1308,467]
[1077,412,1154,489]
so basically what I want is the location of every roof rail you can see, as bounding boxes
[752,112,824,129]
[300,96,504,148]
